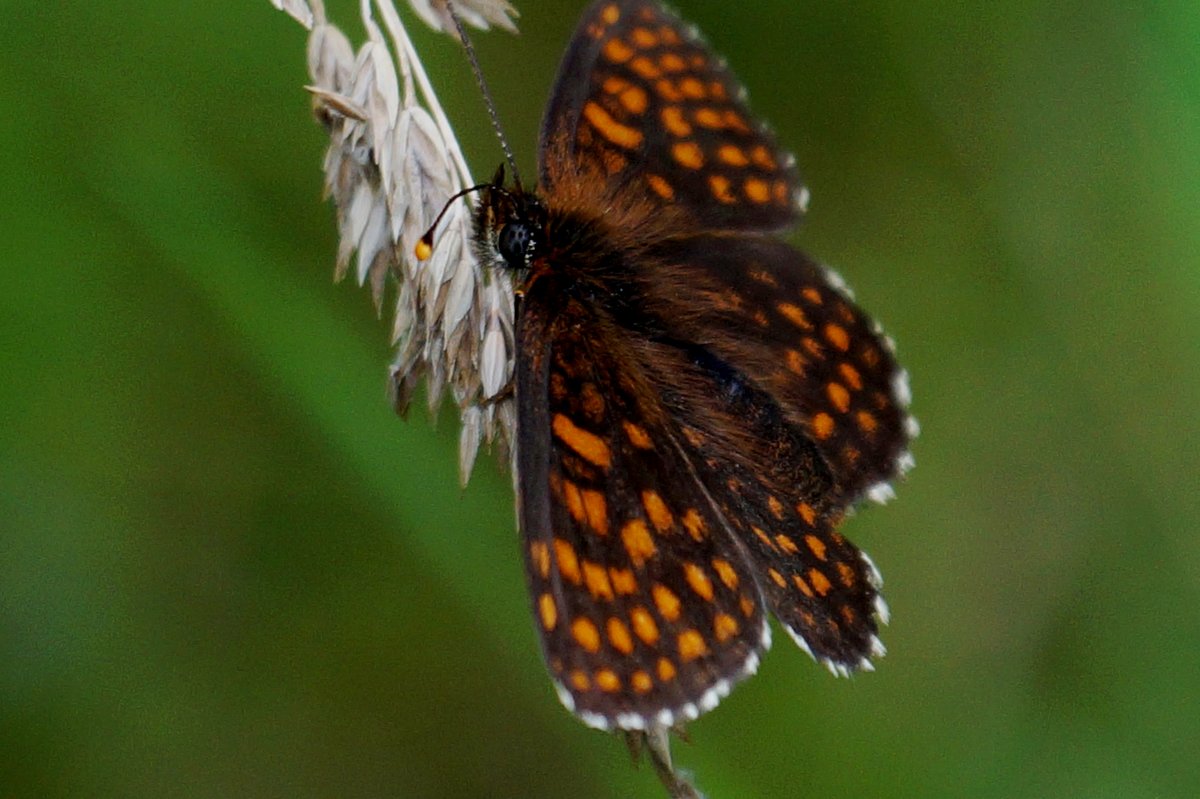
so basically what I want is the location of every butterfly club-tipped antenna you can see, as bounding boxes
[415,1,523,262]
[415,177,509,261]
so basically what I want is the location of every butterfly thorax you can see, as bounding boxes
[475,181,648,322]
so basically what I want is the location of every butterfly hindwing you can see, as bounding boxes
[635,234,916,505]
[516,276,769,730]
[626,324,889,672]
[539,0,803,232]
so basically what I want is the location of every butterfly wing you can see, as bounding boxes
[516,274,771,730]
[639,234,916,506]
[539,0,804,232]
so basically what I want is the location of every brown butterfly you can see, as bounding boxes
[471,0,915,731]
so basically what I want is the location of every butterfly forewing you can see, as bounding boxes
[540,0,803,232]
[516,279,769,730]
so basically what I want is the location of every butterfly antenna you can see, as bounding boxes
[446,0,523,190]
[415,180,505,260]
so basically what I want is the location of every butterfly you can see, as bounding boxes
[471,0,915,732]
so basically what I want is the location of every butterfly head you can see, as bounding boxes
[473,164,548,273]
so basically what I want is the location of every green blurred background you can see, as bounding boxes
[3,1,1198,796]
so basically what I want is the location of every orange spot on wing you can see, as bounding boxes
[714,613,739,643]
[629,55,662,79]
[717,144,749,166]
[602,37,633,64]
[583,561,615,600]
[632,670,653,693]
[768,568,787,588]
[775,534,800,555]
[632,606,660,645]
[609,567,637,595]
[672,140,705,169]
[786,348,807,376]
[802,286,823,304]
[856,410,878,434]
[604,147,630,176]
[622,420,654,448]
[552,412,612,468]
[563,479,586,525]
[607,617,634,654]
[824,323,851,352]
[827,382,851,413]
[750,145,777,170]
[600,3,620,24]
[602,76,648,115]
[581,489,608,535]
[708,174,736,203]
[539,593,557,630]
[693,107,723,128]
[793,573,814,597]
[658,25,680,44]
[657,657,677,681]
[681,508,707,541]
[582,102,643,150]
[739,594,756,617]
[811,412,835,440]
[554,538,581,584]
[602,76,628,95]
[778,302,812,330]
[570,669,591,691]
[679,76,706,99]
[655,78,684,102]
[631,26,659,47]
[803,336,824,359]
[839,362,864,390]
[646,173,675,199]
[744,177,771,203]
[572,617,601,653]
[683,562,715,601]
[595,668,621,692]
[619,85,648,114]
[767,495,785,519]
[754,526,776,551]
[642,490,674,532]
[805,534,828,561]
[653,583,682,621]
[808,568,833,596]
[677,629,709,662]
[708,81,727,100]
[659,51,686,72]
[661,106,692,137]
[837,561,857,587]
[621,519,657,567]
[797,502,817,526]
[711,557,739,590]
[722,109,750,133]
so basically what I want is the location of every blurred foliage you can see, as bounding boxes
[2,1,1199,797]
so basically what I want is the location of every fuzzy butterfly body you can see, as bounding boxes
[472,0,915,731]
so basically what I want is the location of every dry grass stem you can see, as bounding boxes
[272,0,518,484]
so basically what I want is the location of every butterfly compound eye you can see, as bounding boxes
[497,221,535,269]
